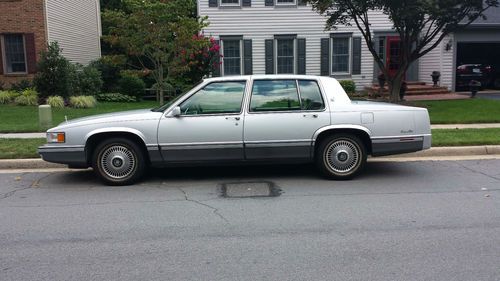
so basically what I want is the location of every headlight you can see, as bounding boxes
[47,132,65,143]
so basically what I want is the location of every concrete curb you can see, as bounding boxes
[1,145,500,170]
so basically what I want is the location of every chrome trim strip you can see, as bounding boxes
[244,139,311,144]
[371,134,431,141]
[372,137,424,144]
[38,146,85,153]
[160,141,243,147]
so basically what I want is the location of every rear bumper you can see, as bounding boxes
[371,134,431,156]
[38,145,88,168]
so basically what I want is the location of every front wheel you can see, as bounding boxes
[92,138,146,185]
[316,134,367,180]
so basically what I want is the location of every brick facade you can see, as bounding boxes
[0,0,47,87]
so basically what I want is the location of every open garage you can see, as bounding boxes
[456,42,500,90]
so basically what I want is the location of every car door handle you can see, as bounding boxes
[303,114,318,118]
[225,117,241,121]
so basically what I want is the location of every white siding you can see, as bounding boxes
[200,0,393,88]
[45,0,101,65]
[418,33,454,90]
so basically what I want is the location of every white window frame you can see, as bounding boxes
[221,39,243,76]
[1,34,28,75]
[276,0,297,5]
[220,0,241,7]
[275,38,296,74]
[330,36,352,76]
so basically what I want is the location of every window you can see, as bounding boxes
[220,0,240,6]
[179,81,246,115]
[2,34,27,74]
[222,40,241,76]
[276,39,295,74]
[276,0,296,4]
[250,80,301,112]
[331,37,350,74]
[298,80,325,110]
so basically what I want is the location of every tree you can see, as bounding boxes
[307,0,498,102]
[103,0,215,104]
[34,42,72,99]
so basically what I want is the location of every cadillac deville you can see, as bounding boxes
[39,75,431,185]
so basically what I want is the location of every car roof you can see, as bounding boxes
[204,74,332,82]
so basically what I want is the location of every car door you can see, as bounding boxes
[244,79,330,160]
[158,80,247,162]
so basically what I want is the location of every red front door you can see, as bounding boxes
[386,36,401,78]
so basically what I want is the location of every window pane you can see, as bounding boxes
[223,40,241,75]
[250,80,300,112]
[4,34,26,73]
[332,38,350,73]
[180,81,246,115]
[298,80,324,110]
[221,0,239,4]
[277,0,296,3]
[277,39,294,74]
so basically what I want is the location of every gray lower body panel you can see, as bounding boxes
[38,146,87,167]
[371,135,429,156]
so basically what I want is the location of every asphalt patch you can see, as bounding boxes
[221,181,281,198]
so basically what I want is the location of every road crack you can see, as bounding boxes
[177,187,229,224]
[455,161,500,182]
[0,173,53,200]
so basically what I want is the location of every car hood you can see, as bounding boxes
[57,109,162,128]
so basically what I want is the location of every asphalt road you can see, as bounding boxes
[1,159,499,281]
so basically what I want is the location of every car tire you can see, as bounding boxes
[92,138,146,186]
[316,134,367,180]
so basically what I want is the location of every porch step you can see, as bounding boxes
[366,83,451,96]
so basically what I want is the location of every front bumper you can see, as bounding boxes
[38,145,88,168]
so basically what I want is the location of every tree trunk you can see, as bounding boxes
[388,74,404,103]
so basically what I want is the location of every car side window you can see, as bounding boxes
[298,80,325,111]
[179,81,246,115]
[250,80,301,112]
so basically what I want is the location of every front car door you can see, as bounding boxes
[158,80,247,162]
[244,79,330,160]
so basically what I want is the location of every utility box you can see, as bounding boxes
[38,105,52,130]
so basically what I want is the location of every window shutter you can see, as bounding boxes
[265,39,274,74]
[297,38,306,75]
[352,37,362,75]
[25,33,37,74]
[209,0,218,7]
[213,39,221,77]
[243,39,253,75]
[320,38,330,76]
[298,0,307,5]
[265,0,274,6]
[242,0,251,6]
[0,35,3,75]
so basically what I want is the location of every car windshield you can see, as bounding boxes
[151,81,203,112]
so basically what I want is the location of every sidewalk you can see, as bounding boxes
[1,123,500,139]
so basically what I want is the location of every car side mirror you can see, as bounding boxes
[171,106,181,117]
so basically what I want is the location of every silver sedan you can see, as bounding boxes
[39,75,431,185]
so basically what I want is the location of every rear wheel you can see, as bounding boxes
[92,138,146,185]
[316,134,367,180]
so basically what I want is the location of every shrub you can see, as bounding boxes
[339,80,356,94]
[10,79,33,92]
[90,56,127,92]
[96,93,137,102]
[74,64,103,96]
[119,75,145,100]
[34,42,72,99]
[46,96,65,108]
[0,91,20,104]
[15,89,38,106]
[69,96,97,108]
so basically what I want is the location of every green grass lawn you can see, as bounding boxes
[0,138,46,159]
[1,129,499,159]
[413,99,500,124]
[0,101,158,133]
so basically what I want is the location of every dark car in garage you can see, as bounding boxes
[456,63,500,90]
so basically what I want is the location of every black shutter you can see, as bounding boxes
[213,39,221,77]
[298,0,307,5]
[265,0,274,6]
[352,37,362,75]
[25,33,37,74]
[265,39,274,74]
[243,39,253,75]
[242,0,251,6]
[0,35,3,75]
[209,0,218,7]
[297,38,306,75]
[320,38,330,76]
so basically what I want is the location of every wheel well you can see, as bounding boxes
[85,132,150,166]
[314,129,372,155]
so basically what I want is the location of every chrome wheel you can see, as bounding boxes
[324,139,361,174]
[100,145,136,180]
